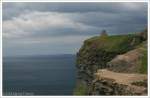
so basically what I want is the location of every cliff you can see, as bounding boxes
[74,29,147,95]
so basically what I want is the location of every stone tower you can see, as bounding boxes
[100,30,108,36]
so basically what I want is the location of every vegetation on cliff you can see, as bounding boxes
[74,29,147,95]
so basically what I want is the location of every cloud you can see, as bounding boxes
[3,2,147,20]
[3,11,102,39]
[3,2,147,56]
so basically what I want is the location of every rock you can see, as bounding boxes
[107,47,146,73]
[89,69,147,95]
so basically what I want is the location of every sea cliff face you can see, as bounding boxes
[74,29,147,95]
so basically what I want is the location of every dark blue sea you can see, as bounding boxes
[3,54,76,96]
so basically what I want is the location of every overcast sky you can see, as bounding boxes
[3,2,147,56]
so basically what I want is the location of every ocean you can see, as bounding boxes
[3,54,76,96]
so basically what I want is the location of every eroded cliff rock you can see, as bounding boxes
[107,41,147,73]
[89,69,147,95]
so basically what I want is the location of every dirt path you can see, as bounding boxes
[95,69,147,85]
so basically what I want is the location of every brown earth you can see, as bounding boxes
[95,69,147,85]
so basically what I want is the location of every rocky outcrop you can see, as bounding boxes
[89,69,147,95]
[107,48,145,73]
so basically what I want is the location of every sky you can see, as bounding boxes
[3,2,147,56]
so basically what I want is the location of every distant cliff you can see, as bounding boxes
[74,29,147,95]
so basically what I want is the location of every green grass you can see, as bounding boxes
[73,83,88,95]
[139,47,147,74]
[84,34,142,53]
[135,41,147,74]
[133,30,147,74]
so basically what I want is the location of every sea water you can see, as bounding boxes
[3,54,76,95]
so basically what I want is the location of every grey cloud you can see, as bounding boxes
[3,2,147,38]
[3,2,147,20]
[3,2,148,56]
